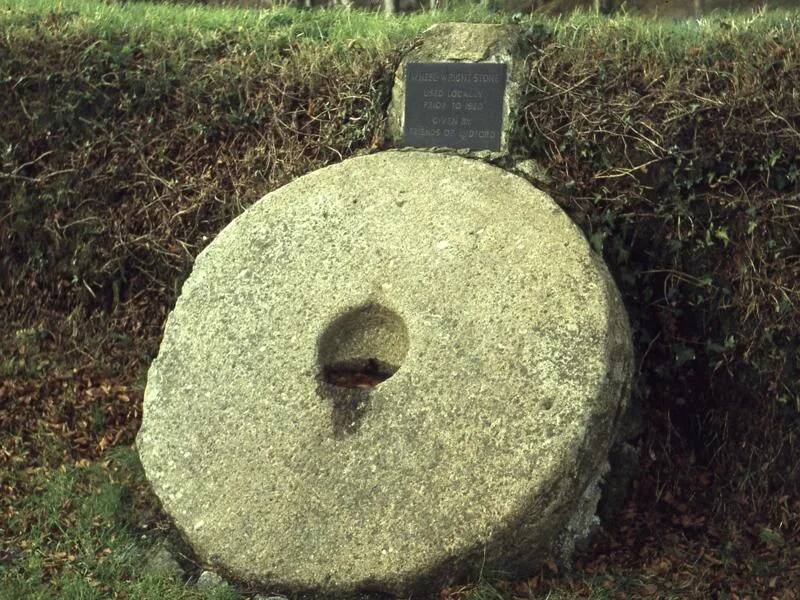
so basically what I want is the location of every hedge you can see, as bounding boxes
[1,1,798,511]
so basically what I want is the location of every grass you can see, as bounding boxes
[1,446,243,600]
[4,448,144,598]
[0,0,502,51]
[1,0,798,54]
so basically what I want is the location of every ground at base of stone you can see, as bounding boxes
[2,355,799,599]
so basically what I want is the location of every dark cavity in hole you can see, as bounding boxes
[323,357,398,390]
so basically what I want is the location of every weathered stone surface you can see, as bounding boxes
[137,151,633,596]
[387,23,527,155]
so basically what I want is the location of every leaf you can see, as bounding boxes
[759,527,785,547]
[589,232,605,253]
[714,226,730,246]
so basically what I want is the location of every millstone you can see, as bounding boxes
[137,151,633,596]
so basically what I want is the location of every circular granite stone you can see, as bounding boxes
[137,151,633,596]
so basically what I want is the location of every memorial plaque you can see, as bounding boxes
[403,62,507,151]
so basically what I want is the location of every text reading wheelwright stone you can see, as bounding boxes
[403,62,506,151]
[408,72,503,84]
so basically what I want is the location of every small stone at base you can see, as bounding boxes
[196,570,227,590]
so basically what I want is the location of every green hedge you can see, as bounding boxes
[1,2,799,504]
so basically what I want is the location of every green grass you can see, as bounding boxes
[0,447,244,600]
[1,0,797,56]
[0,0,502,51]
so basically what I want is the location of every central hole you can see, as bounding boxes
[316,303,409,435]
[317,302,409,390]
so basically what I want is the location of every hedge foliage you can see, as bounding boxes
[515,14,800,411]
[1,2,799,504]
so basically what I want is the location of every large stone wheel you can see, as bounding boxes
[137,151,633,596]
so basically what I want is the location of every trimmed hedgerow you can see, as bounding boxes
[512,15,800,508]
[1,2,798,510]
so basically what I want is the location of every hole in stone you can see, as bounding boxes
[317,303,409,390]
[316,303,409,436]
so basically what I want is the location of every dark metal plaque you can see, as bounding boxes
[403,62,507,151]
